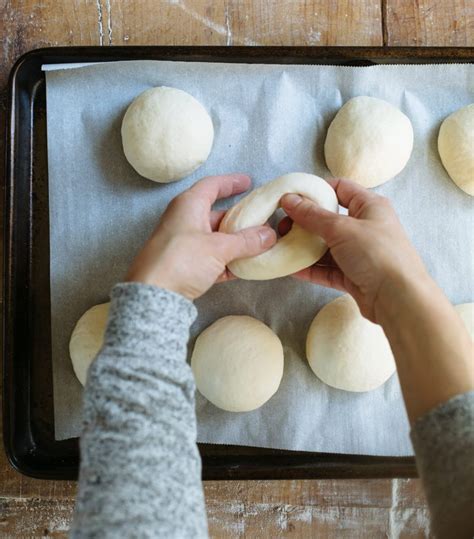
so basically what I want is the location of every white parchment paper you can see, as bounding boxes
[46,60,473,454]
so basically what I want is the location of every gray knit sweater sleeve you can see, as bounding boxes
[70,283,208,539]
[70,283,473,539]
[411,391,474,539]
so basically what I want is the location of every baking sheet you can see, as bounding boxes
[46,60,473,454]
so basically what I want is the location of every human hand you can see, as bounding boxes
[126,174,276,300]
[280,178,429,322]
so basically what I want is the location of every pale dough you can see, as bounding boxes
[306,295,396,392]
[455,303,474,340]
[191,316,284,412]
[69,302,110,386]
[219,172,339,280]
[438,104,474,196]
[121,86,214,183]
[324,96,414,188]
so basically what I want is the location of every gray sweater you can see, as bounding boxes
[71,283,474,539]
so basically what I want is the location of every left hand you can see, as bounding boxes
[126,174,277,300]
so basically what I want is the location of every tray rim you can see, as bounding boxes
[9,44,474,63]
[4,45,473,481]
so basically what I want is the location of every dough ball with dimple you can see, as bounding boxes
[438,104,474,196]
[324,96,414,188]
[455,303,474,340]
[191,316,284,412]
[121,86,214,183]
[70,303,109,386]
[306,295,396,392]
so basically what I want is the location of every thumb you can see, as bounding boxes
[218,226,277,262]
[281,194,341,241]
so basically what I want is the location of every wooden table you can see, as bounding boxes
[0,1,472,537]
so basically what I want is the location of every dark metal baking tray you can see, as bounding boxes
[4,46,473,481]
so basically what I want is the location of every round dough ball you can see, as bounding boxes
[121,86,214,183]
[324,96,414,188]
[306,295,396,392]
[219,173,338,280]
[191,316,284,412]
[455,303,474,340]
[69,303,110,386]
[438,104,474,196]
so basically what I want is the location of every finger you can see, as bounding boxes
[217,226,277,262]
[278,216,293,237]
[210,210,227,231]
[187,174,251,209]
[281,194,344,241]
[327,177,380,216]
[293,264,347,292]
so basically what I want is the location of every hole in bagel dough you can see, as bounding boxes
[248,204,295,240]
[269,207,288,238]
[219,173,339,280]
[273,199,313,248]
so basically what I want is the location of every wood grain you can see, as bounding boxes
[385,0,474,46]
[0,497,74,538]
[0,0,468,536]
[0,0,384,89]
[1,0,97,87]
[205,479,431,538]
[0,480,431,538]
[109,0,383,47]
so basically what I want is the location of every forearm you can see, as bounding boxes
[71,283,208,539]
[376,274,474,538]
[376,273,474,424]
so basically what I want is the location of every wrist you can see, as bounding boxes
[374,266,436,326]
[125,270,190,300]
[373,267,473,425]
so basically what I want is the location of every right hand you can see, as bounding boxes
[280,178,429,323]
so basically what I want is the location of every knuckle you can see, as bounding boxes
[177,190,193,203]
[170,192,188,209]
[241,230,257,252]
[376,195,392,207]
[351,193,370,212]
[325,217,350,243]
[330,218,345,234]
[324,224,341,243]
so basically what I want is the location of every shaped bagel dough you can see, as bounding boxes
[455,303,474,340]
[438,104,474,196]
[191,316,284,412]
[121,86,214,183]
[324,96,414,188]
[219,173,338,280]
[306,295,396,392]
[70,303,110,386]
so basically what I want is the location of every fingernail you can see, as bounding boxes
[258,227,276,246]
[282,194,302,209]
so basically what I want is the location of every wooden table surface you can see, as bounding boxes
[0,1,472,537]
